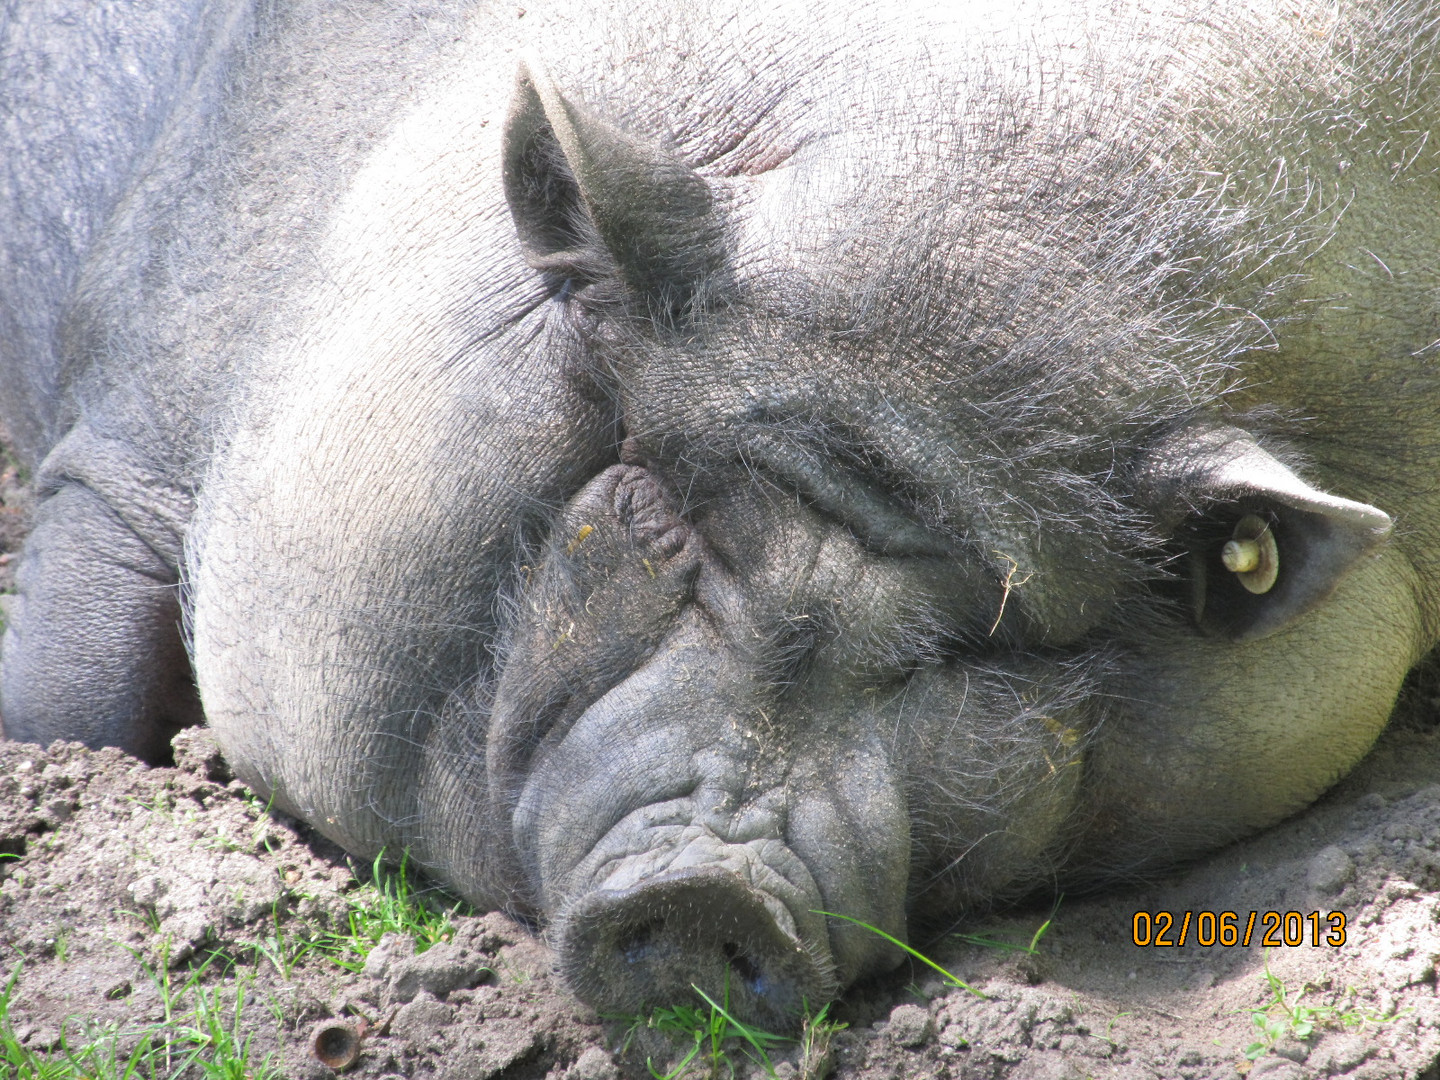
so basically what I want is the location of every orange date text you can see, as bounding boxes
[1130,910,1346,947]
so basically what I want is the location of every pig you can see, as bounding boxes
[3,0,1439,1025]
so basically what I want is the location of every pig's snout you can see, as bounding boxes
[553,866,838,1028]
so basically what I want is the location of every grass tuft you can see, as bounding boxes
[953,904,1057,956]
[0,946,281,1080]
[613,973,834,1080]
[323,849,468,971]
[1243,951,1406,1061]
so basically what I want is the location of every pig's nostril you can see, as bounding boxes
[722,941,765,993]
[555,866,838,1028]
[619,925,655,964]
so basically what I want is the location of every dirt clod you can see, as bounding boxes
[885,1002,932,1048]
[1307,846,1355,894]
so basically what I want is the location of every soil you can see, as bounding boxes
[5,447,1440,1080]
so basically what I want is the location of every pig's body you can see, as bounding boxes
[4,0,1438,1023]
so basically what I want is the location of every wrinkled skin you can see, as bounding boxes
[4,0,1440,1025]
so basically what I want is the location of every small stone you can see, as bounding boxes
[1307,846,1354,894]
[567,1046,621,1080]
[887,1003,933,1048]
[128,875,167,908]
[161,914,213,966]
[22,1027,61,1051]
[1356,792,1387,811]
[1272,1036,1310,1063]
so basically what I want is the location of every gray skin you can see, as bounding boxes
[4,0,1440,1026]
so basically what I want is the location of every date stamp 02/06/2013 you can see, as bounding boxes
[1131,910,1348,948]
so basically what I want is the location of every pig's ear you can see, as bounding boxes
[1137,426,1392,640]
[502,60,722,313]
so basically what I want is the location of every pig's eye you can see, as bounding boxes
[741,432,954,558]
[789,467,954,558]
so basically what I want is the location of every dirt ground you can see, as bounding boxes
[6,710,1440,1080]
[6,450,1440,1079]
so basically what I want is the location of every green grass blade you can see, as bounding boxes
[814,911,985,998]
[688,984,788,1070]
[1027,916,1053,954]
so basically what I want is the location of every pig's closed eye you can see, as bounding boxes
[739,431,956,558]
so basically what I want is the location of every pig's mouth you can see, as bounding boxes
[510,649,912,1027]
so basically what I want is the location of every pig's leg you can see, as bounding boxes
[1,483,200,762]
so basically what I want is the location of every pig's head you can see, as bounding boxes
[486,57,1421,1022]
[189,10,1433,1030]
